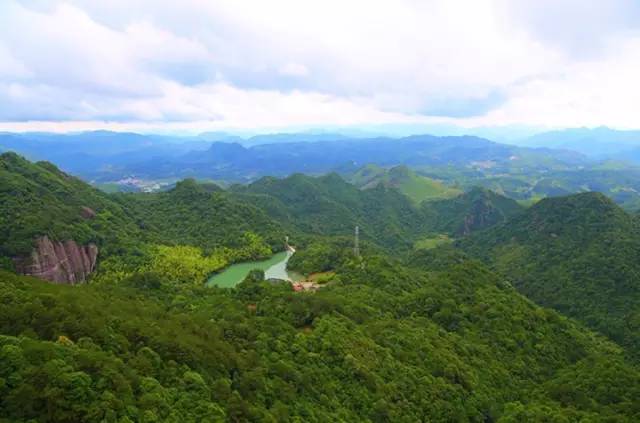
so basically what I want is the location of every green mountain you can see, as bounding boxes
[348,164,461,203]
[459,192,640,358]
[422,187,524,236]
[2,154,640,421]
[0,153,284,282]
[115,178,284,254]
[233,173,426,250]
[237,175,526,253]
[0,152,141,259]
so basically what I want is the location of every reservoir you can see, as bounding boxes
[206,250,302,288]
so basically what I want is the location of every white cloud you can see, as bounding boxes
[0,44,31,78]
[279,63,309,77]
[0,0,639,131]
[474,34,640,129]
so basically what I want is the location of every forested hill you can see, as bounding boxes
[232,172,528,251]
[231,172,427,250]
[346,164,462,203]
[0,152,142,258]
[2,250,640,421]
[459,192,640,358]
[0,153,285,281]
[2,154,640,420]
[422,187,524,236]
[114,178,284,253]
[0,152,282,256]
[1,153,525,280]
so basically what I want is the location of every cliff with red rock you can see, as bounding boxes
[14,236,98,284]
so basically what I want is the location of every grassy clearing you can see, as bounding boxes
[414,234,453,250]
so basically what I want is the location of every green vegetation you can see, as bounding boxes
[459,192,640,359]
[144,245,227,285]
[3,153,640,421]
[116,179,283,255]
[2,251,640,422]
[233,173,426,250]
[287,236,365,275]
[0,152,142,259]
[414,234,452,250]
[0,153,283,277]
[422,187,524,236]
[415,161,640,211]
[233,173,522,252]
[347,164,461,203]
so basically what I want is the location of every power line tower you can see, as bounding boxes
[354,225,360,257]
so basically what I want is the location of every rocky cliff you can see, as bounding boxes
[14,236,98,284]
[460,199,502,236]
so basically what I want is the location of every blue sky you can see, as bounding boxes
[1,0,639,133]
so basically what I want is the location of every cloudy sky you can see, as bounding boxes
[1,0,639,133]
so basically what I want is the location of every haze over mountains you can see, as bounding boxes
[0,129,590,183]
[7,127,640,209]
[6,127,640,181]
[517,127,640,159]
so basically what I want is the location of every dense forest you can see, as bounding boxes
[3,254,640,422]
[459,192,640,360]
[231,173,427,251]
[0,152,142,259]
[2,152,640,421]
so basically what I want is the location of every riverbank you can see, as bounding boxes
[291,271,335,292]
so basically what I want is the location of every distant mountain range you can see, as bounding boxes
[517,127,640,159]
[153,134,590,181]
[0,131,211,177]
[0,131,589,184]
[9,129,640,209]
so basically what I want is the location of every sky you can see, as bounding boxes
[1,0,639,134]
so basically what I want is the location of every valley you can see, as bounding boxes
[3,146,640,421]
[4,2,640,421]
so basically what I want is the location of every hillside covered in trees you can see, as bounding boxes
[347,164,462,203]
[421,187,524,236]
[459,192,640,359]
[2,153,640,421]
[2,251,640,422]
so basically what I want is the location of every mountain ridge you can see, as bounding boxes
[2,154,640,420]
[347,164,462,203]
[459,191,640,358]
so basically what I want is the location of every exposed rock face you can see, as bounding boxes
[460,200,503,236]
[14,236,98,284]
[80,206,96,219]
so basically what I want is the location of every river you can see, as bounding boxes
[206,250,302,288]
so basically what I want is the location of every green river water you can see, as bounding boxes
[206,251,302,288]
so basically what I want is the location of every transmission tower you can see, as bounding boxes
[354,225,360,257]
